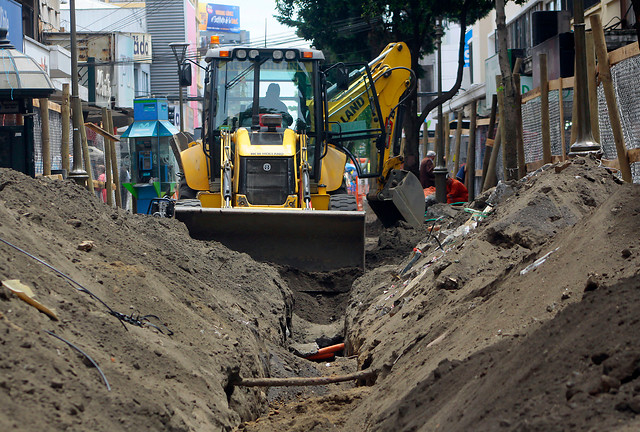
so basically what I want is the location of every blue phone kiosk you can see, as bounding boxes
[120,98,180,214]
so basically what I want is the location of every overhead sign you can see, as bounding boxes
[0,0,24,52]
[464,29,472,68]
[130,33,152,63]
[199,3,240,33]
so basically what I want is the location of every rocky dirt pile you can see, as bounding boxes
[240,157,640,431]
[0,168,296,431]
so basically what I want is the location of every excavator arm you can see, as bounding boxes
[324,42,425,228]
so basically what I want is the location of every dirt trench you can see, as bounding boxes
[2,157,640,432]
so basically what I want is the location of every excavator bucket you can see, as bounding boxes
[367,170,425,228]
[174,206,365,272]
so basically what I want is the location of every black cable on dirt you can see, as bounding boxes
[44,330,111,391]
[0,236,127,331]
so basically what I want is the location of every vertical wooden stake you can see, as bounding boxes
[444,116,451,170]
[107,110,122,208]
[539,53,552,165]
[422,121,429,156]
[496,74,509,181]
[483,126,501,191]
[481,94,498,187]
[453,110,463,175]
[39,98,51,176]
[558,78,567,161]
[513,73,526,178]
[61,84,71,174]
[466,100,477,200]
[585,30,600,142]
[75,98,94,191]
[590,14,632,182]
[101,108,113,206]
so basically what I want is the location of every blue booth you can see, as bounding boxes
[121,98,179,214]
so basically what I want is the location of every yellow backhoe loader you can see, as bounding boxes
[173,42,424,271]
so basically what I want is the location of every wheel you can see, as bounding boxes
[178,175,197,199]
[329,194,357,211]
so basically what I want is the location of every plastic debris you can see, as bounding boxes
[520,247,559,275]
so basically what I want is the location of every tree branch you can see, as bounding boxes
[233,369,377,387]
[417,1,469,124]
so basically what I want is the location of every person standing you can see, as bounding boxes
[419,150,436,188]
[96,165,107,203]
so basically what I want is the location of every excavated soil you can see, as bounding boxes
[239,157,640,431]
[2,156,640,432]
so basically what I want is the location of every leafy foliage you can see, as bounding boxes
[275,1,498,171]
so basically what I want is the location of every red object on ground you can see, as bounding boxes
[423,186,436,198]
[305,351,336,361]
[304,343,345,361]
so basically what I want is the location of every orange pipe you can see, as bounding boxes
[304,343,345,360]
[305,352,335,361]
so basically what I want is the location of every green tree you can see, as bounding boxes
[276,0,496,174]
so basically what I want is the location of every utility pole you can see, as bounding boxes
[67,0,89,185]
[433,18,448,203]
[169,42,190,133]
[569,0,600,155]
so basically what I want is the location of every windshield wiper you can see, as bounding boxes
[225,59,266,90]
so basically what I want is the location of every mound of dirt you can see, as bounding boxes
[0,169,294,431]
[340,157,640,431]
[238,157,640,431]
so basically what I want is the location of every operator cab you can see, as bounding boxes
[202,47,325,181]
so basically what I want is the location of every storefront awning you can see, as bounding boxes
[0,29,55,99]
[120,120,179,138]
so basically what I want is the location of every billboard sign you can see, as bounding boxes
[199,4,240,33]
[464,29,472,68]
[0,0,24,52]
[130,33,152,63]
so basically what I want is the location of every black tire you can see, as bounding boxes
[329,194,357,211]
[178,175,197,199]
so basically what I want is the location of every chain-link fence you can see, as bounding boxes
[519,47,639,184]
[32,106,131,208]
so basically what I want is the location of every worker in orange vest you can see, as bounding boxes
[446,176,468,204]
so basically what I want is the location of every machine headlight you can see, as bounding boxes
[235,49,247,60]
[284,50,296,60]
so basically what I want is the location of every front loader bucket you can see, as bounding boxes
[367,169,425,228]
[174,207,365,272]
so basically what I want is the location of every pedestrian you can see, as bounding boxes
[96,165,107,203]
[419,150,436,189]
[456,162,466,183]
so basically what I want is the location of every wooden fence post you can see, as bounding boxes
[590,14,632,182]
[483,127,501,191]
[481,94,498,187]
[39,98,51,176]
[513,73,526,178]
[466,100,477,200]
[444,116,451,170]
[558,78,567,161]
[107,110,122,208]
[75,98,94,192]
[453,110,463,175]
[539,53,552,165]
[101,108,113,206]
